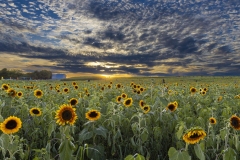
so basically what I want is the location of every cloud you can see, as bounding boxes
[0,0,240,76]
[1,19,36,33]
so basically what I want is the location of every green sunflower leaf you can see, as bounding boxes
[176,125,184,140]
[124,153,145,160]
[59,138,75,160]
[140,128,148,143]
[194,144,205,160]
[168,147,191,160]
[47,122,55,137]
[78,128,93,143]
[94,126,108,139]
[223,147,236,160]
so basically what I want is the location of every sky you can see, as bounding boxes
[0,0,240,78]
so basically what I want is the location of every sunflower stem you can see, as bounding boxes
[137,113,143,154]
[7,134,18,160]
[92,123,96,144]
[185,143,189,151]
[9,134,14,144]
[224,123,230,150]
[207,123,211,138]
[150,79,153,101]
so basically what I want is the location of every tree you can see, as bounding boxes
[0,68,52,80]
[31,71,39,79]
[0,68,9,79]
[39,70,52,79]
[8,69,23,79]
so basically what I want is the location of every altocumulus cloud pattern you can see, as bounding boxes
[0,0,240,76]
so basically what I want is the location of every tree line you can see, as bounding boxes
[0,68,52,80]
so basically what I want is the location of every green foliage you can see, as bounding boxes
[223,147,236,160]
[194,144,205,160]
[58,138,75,160]
[168,147,191,160]
[0,76,240,159]
[0,68,52,79]
[124,153,145,160]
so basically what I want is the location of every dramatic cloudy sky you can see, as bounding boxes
[0,0,240,77]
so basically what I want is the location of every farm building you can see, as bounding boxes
[52,73,66,80]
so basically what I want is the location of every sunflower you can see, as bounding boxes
[173,101,178,107]
[209,117,217,124]
[69,98,78,106]
[78,93,83,98]
[72,81,77,86]
[116,84,121,89]
[0,116,22,134]
[166,102,178,112]
[107,84,112,89]
[85,110,101,121]
[230,115,240,130]
[116,96,122,103]
[55,104,78,126]
[218,96,223,102]
[234,95,240,99]
[130,82,134,86]
[121,93,127,99]
[139,100,146,108]
[74,85,79,90]
[201,91,206,95]
[1,84,9,90]
[203,87,208,92]
[123,98,133,107]
[190,87,197,94]
[136,90,141,94]
[17,91,23,98]
[142,105,150,114]
[25,86,31,89]
[30,108,42,116]
[183,127,206,144]
[34,89,43,98]
[168,90,173,95]
[7,88,17,97]
[63,88,69,93]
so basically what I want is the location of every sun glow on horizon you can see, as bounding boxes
[100,73,135,78]
[65,72,134,79]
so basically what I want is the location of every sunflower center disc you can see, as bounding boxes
[168,104,175,110]
[125,100,131,105]
[89,112,98,117]
[232,119,239,126]
[189,133,199,139]
[71,100,77,105]
[33,109,40,114]
[62,110,72,120]
[6,120,17,129]
[37,91,42,96]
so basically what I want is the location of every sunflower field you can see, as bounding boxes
[0,76,240,160]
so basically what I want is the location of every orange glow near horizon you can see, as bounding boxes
[66,72,135,78]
